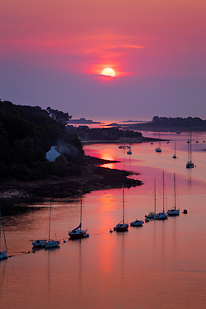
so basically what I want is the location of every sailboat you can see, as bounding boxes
[173,140,177,159]
[119,130,130,149]
[155,132,162,152]
[69,187,88,239]
[114,185,129,232]
[154,171,168,220]
[0,211,8,260]
[186,131,194,168]
[145,177,157,219]
[130,219,144,227]
[32,239,47,249]
[44,202,60,249]
[167,174,179,216]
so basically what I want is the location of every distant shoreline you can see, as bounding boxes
[81,136,165,145]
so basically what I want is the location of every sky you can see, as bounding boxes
[1,0,206,122]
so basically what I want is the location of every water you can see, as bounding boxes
[1,132,206,308]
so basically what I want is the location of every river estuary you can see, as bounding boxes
[0,131,206,308]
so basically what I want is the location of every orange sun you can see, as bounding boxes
[101,68,115,77]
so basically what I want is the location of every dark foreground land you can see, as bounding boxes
[0,156,142,206]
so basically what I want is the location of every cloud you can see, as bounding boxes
[122,44,145,49]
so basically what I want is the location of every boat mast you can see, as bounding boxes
[190,131,192,162]
[163,171,165,213]
[0,211,1,250]
[159,132,161,149]
[154,177,156,214]
[80,187,83,231]
[174,174,176,210]
[48,202,51,241]
[123,184,125,224]
[188,131,192,162]
[0,211,7,252]
[2,222,7,252]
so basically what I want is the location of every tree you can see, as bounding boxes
[46,107,72,124]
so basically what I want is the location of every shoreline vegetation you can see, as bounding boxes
[0,156,142,205]
[0,100,159,206]
[1,100,205,207]
[67,116,206,132]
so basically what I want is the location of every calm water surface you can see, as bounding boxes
[1,132,206,308]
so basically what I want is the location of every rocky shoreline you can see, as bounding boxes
[0,156,142,206]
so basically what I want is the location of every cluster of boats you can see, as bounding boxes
[155,132,195,169]
[113,172,183,233]
[32,188,89,249]
[0,172,187,258]
[121,131,195,169]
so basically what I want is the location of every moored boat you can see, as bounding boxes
[145,177,157,219]
[186,131,194,168]
[167,174,180,216]
[69,224,87,240]
[154,171,168,220]
[114,185,128,232]
[32,239,47,248]
[154,212,168,220]
[173,140,177,159]
[155,147,162,153]
[69,187,88,240]
[119,130,130,149]
[114,222,129,232]
[167,209,179,216]
[44,202,60,249]
[130,219,144,227]
[45,240,60,249]
[155,133,162,152]
[186,161,194,168]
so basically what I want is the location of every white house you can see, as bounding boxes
[46,146,61,162]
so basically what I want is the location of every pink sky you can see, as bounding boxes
[1,0,206,121]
